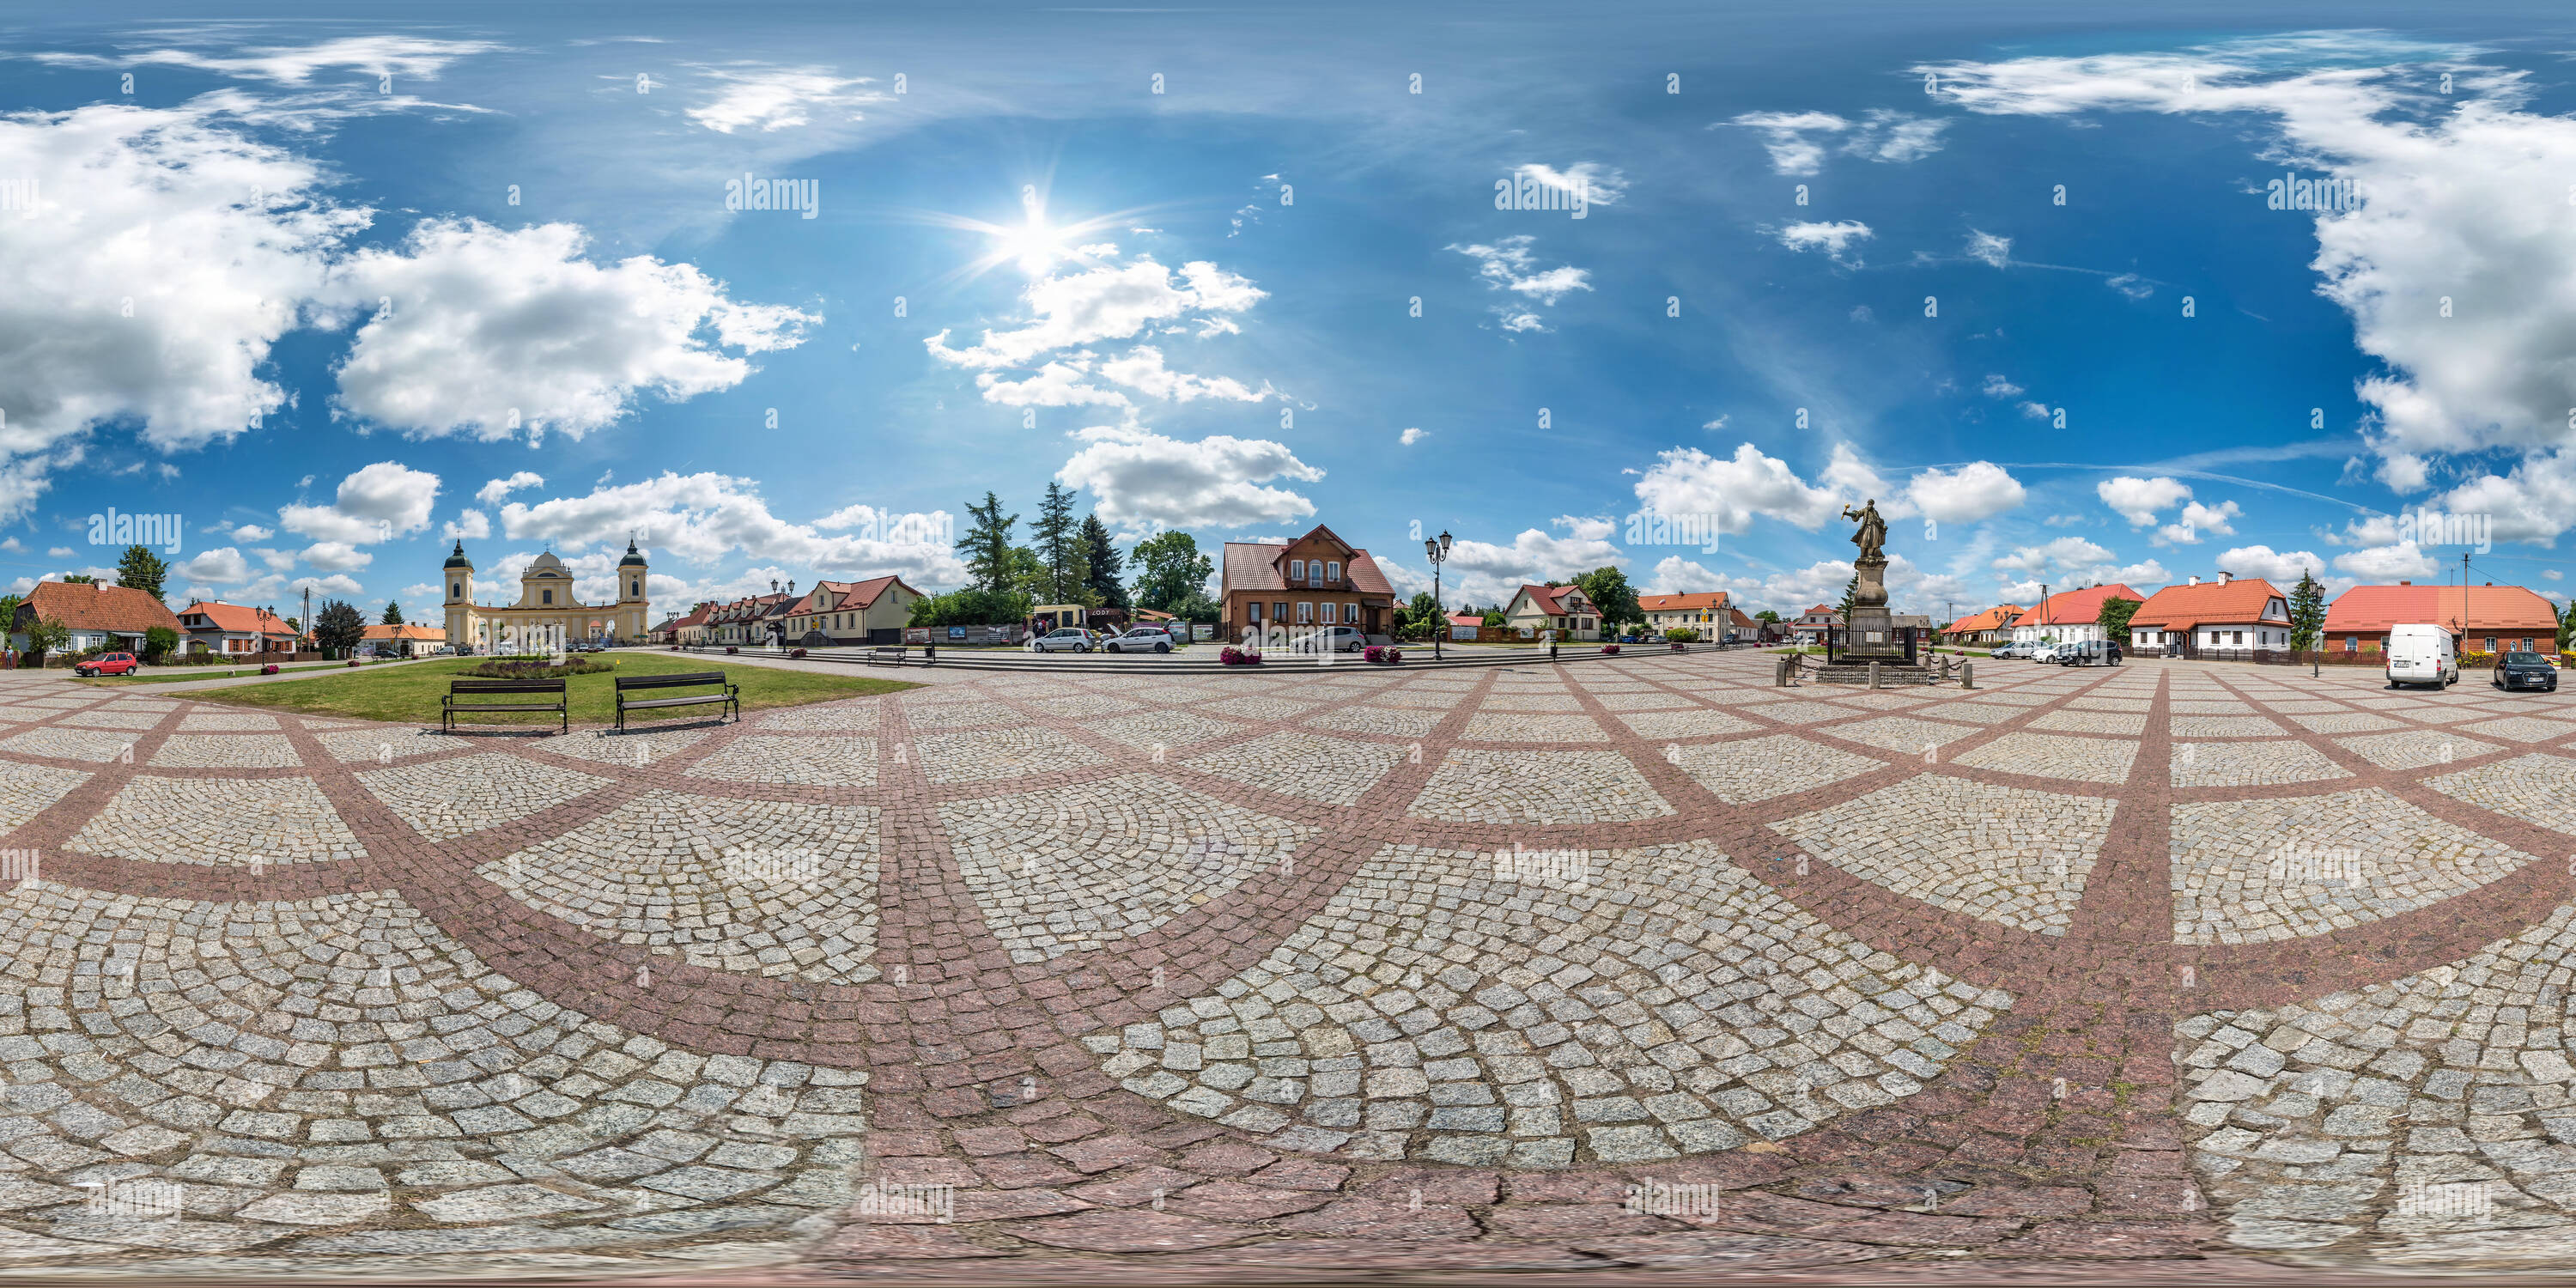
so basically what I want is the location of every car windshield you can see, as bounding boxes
[2506,652,2548,663]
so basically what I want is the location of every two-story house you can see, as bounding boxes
[1219,525,1399,641]
[1504,583,1601,641]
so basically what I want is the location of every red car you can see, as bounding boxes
[75,652,139,677]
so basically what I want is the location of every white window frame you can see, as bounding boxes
[1289,559,1305,580]
[1297,601,1312,624]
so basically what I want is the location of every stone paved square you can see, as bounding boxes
[358,753,616,841]
[2171,788,2537,943]
[71,775,364,866]
[1183,732,1406,805]
[1771,775,2116,934]
[685,734,877,787]
[1951,731,2138,784]
[1409,749,1673,824]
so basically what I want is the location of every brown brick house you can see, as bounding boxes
[1220,525,1398,641]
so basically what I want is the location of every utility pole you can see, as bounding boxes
[301,586,312,656]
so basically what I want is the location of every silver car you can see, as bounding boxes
[1291,625,1369,653]
[1027,628,1096,653]
[1104,627,1176,653]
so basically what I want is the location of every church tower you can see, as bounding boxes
[443,540,475,653]
[617,538,650,641]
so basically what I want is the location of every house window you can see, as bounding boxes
[1297,602,1312,624]
[1248,603,1263,623]
[1319,603,1336,624]
[1290,559,1305,580]
[1326,561,1341,583]
[2488,637,2498,653]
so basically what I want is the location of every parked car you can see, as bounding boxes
[2026,641,2064,663]
[2057,640,2123,667]
[2385,622,2458,690]
[1291,625,1370,653]
[2494,650,2559,693]
[74,652,139,677]
[1028,628,1097,653]
[1989,641,2028,659]
[1105,627,1176,653]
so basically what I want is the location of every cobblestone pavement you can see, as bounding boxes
[9,652,2576,1280]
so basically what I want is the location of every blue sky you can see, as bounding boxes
[2,0,2573,623]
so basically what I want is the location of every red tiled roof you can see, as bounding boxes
[361,623,444,641]
[1220,526,1395,597]
[24,580,181,635]
[2129,579,2287,631]
[178,600,292,636]
[2325,584,2557,635]
[1637,592,1730,613]
[2011,584,2145,629]
[1942,605,2025,635]
[1516,583,1594,616]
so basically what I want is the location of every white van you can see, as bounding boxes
[2385,623,2458,690]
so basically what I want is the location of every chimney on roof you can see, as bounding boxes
[2219,570,2232,585]
[2188,574,2199,586]
[2399,580,2411,586]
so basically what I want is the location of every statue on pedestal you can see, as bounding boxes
[1843,500,1886,563]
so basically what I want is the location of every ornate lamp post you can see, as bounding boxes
[1425,530,1453,660]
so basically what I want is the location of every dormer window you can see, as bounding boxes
[1290,559,1305,580]
[1326,561,1340,582]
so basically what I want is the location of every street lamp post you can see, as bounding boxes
[1425,530,1453,660]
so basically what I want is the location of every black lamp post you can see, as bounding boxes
[1425,530,1452,659]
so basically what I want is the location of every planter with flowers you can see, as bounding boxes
[1219,646,1262,666]
[1602,644,1621,656]
[1364,645,1403,665]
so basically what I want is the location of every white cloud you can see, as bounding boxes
[1645,556,1729,594]
[299,541,372,572]
[325,220,815,441]
[2097,476,2193,526]
[279,462,440,545]
[476,471,544,507]
[1093,346,1267,404]
[1728,109,1948,175]
[2214,544,2332,589]
[1980,374,2024,398]
[1994,537,2114,575]
[2178,499,2242,535]
[289,574,364,598]
[2105,272,2154,301]
[35,35,502,85]
[1964,230,2012,269]
[1908,461,2028,523]
[495,471,969,587]
[1448,236,1591,333]
[1917,36,2576,485]
[1701,416,1728,431]
[1425,517,1627,605]
[1633,444,1842,535]
[0,101,363,509]
[1510,162,1627,206]
[1774,220,1874,261]
[173,548,252,584]
[683,63,886,133]
[927,257,1264,370]
[1400,428,1426,446]
[2334,540,2441,581]
[2437,451,2576,544]
[443,508,493,541]
[1054,425,1323,534]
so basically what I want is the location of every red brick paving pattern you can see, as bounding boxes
[3,651,2575,1276]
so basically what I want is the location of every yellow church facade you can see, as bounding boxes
[442,540,652,653]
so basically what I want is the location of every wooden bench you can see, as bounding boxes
[443,678,568,732]
[614,671,739,731]
[866,646,926,666]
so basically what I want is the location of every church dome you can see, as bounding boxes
[526,550,566,574]
[443,540,472,570]
[618,539,647,568]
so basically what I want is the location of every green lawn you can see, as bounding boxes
[190,654,919,726]
[76,660,381,685]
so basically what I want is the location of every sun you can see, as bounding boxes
[905,185,1157,289]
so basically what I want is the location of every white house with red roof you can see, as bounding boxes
[174,599,297,656]
[1504,582,1601,641]
[779,574,926,647]
[2011,583,2148,648]
[1637,591,1753,641]
[1791,604,1838,646]
[2126,572,2291,658]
